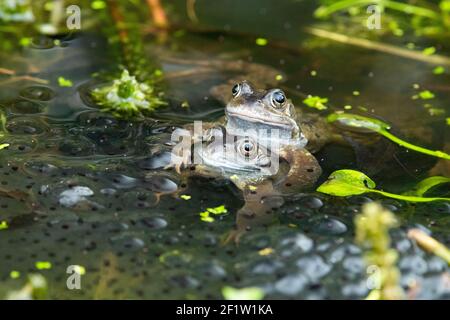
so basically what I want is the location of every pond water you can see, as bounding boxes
[0,0,448,299]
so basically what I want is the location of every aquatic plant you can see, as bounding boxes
[327,113,450,160]
[303,95,329,110]
[317,169,450,202]
[355,202,404,300]
[199,205,228,223]
[408,228,450,265]
[6,274,48,300]
[91,69,166,118]
[315,0,450,38]
[0,112,9,150]
[222,286,265,300]
[0,0,34,22]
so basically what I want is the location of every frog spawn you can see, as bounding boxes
[0,81,449,299]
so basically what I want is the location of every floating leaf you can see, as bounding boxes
[433,66,445,75]
[0,143,10,150]
[222,286,265,300]
[58,77,73,87]
[72,265,86,275]
[35,261,52,270]
[9,270,20,279]
[0,220,8,230]
[207,205,227,215]
[418,90,435,100]
[180,194,191,200]
[199,205,228,223]
[303,95,328,110]
[318,170,450,202]
[327,113,450,160]
[317,170,376,197]
[91,0,106,10]
[255,38,268,46]
[258,248,274,256]
[422,47,436,56]
[199,211,214,223]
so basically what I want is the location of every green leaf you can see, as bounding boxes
[404,176,450,197]
[35,261,52,270]
[317,170,450,202]
[327,113,450,160]
[255,38,268,46]
[418,90,435,100]
[327,113,390,131]
[58,77,73,87]
[222,286,265,300]
[91,0,106,10]
[422,47,436,56]
[207,205,227,215]
[0,220,8,230]
[303,95,328,110]
[316,169,375,196]
[433,66,445,75]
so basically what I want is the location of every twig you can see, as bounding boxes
[0,75,49,85]
[146,0,170,29]
[0,68,16,76]
[186,0,199,23]
[408,228,450,264]
[305,27,450,66]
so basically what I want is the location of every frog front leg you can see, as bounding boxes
[224,180,283,245]
[277,146,322,194]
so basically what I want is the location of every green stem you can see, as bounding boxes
[371,189,450,202]
[379,130,450,160]
[315,0,440,20]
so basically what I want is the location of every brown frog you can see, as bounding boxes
[171,126,321,243]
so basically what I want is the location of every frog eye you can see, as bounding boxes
[238,138,257,158]
[231,83,241,97]
[243,142,253,152]
[271,90,286,108]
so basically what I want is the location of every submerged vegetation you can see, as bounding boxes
[327,113,450,160]
[355,203,404,300]
[315,0,450,39]
[0,0,448,300]
[0,0,34,22]
[91,69,166,118]
[6,274,47,300]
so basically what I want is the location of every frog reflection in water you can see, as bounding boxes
[177,126,321,243]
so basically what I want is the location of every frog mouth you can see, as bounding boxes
[226,110,294,129]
